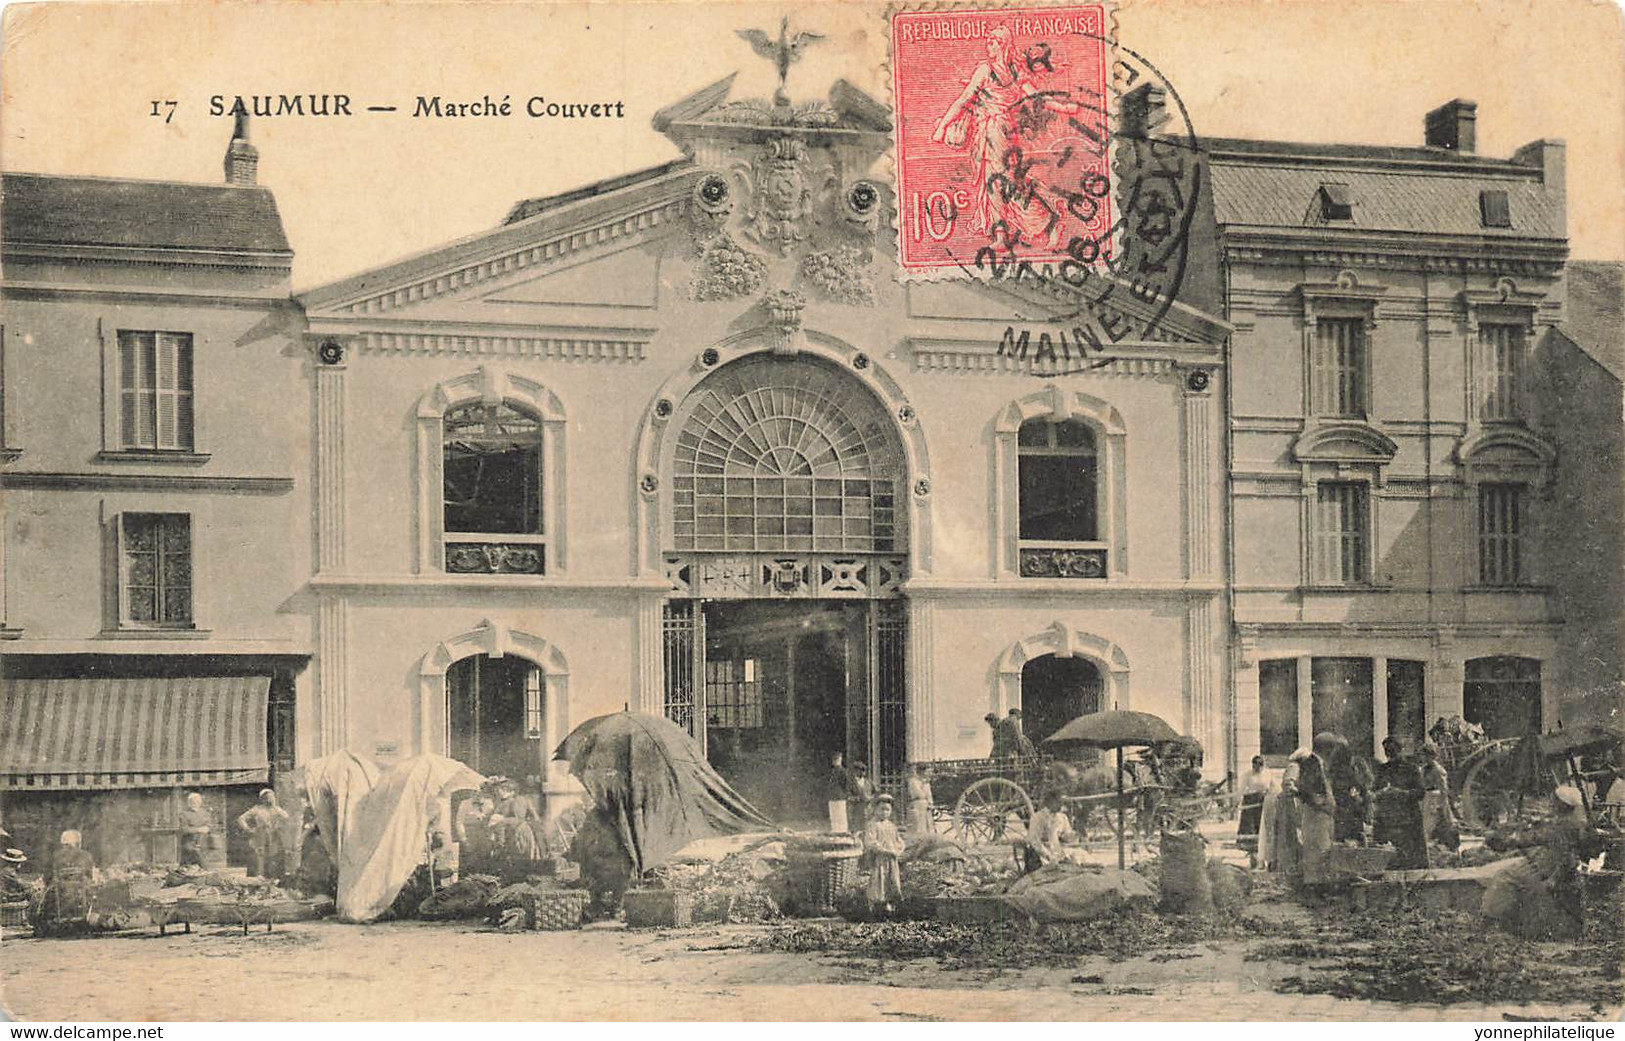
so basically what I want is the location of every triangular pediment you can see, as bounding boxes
[299,162,697,320]
[480,248,659,310]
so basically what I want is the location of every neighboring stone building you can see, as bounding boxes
[297,73,1231,821]
[1216,100,1578,762]
[1547,260,1624,726]
[0,122,312,865]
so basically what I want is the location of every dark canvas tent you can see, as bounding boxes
[554,712,776,874]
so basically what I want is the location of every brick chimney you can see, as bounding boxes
[223,111,259,186]
[1425,99,1477,153]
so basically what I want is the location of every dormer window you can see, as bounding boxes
[1318,184,1355,222]
[1479,189,1512,228]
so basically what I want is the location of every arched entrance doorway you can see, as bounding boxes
[1020,654,1104,747]
[658,353,910,825]
[446,654,545,782]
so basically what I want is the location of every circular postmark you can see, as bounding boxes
[961,35,1202,352]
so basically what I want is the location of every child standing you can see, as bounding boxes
[905,763,935,835]
[862,794,905,912]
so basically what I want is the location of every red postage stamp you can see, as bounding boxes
[891,6,1112,276]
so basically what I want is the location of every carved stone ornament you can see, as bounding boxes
[445,542,545,575]
[745,136,812,255]
[640,472,660,496]
[1020,547,1107,579]
[764,288,807,355]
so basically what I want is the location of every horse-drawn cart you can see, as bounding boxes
[925,755,1048,844]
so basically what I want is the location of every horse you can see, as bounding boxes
[1044,757,1164,850]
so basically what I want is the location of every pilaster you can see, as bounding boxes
[906,597,936,762]
[314,343,347,570]
[316,595,348,753]
[636,593,666,715]
[1181,369,1216,579]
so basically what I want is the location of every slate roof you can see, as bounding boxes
[1562,261,1625,381]
[504,159,693,226]
[1,172,291,254]
[1204,137,1563,241]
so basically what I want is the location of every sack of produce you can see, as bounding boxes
[1159,830,1213,913]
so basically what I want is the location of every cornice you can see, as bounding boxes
[901,578,1224,598]
[1222,233,1566,275]
[307,572,675,594]
[0,471,294,493]
[907,336,1218,378]
[2,281,293,306]
[3,241,292,270]
[316,324,655,362]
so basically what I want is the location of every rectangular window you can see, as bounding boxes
[1478,483,1525,585]
[1311,657,1374,757]
[1314,317,1367,417]
[118,513,192,626]
[1258,659,1299,758]
[118,332,194,451]
[1386,659,1426,747]
[1479,189,1512,228]
[523,667,544,739]
[1479,323,1524,421]
[1314,482,1369,585]
[705,658,764,729]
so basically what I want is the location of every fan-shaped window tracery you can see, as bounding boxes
[671,356,904,553]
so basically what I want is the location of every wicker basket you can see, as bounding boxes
[0,901,30,929]
[521,889,589,931]
[623,888,693,929]
[787,850,861,911]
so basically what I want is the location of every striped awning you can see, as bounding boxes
[0,676,271,790]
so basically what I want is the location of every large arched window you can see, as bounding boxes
[1017,418,1098,543]
[443,402,543,535]
[415,368,564,575]
[670,356,904,554]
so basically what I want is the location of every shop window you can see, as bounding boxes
[1314,482,1370,585]
[442,401,545,574]
[1464,656,1541,740]
[117,512,193,627]
[1018,418,1098,542]
[1478,483,1525,585]
[1311,657,1373,755]
[118,331,194,451]
[268,672,297,775]
[1386,659,1426,747]
[1258,659,1299,758]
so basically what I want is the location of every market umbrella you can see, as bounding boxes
[553,711,776,875]
[1044,709,1181,868]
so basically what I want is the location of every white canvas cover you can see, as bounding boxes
[301,751,484,923]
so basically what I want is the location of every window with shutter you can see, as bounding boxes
[1313,318,1367,416]
[117,331,194,451]
[118,513,193,627]
[1477,483,1525,585]
[1478,323,1524,422]
[1314,482,1370,585]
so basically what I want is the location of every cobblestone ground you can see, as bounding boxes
[0,918,1608,1022]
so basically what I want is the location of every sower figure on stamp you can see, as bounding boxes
[930,24,1086,251]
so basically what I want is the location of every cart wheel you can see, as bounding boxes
[1460,743,1552,831]
[955,777,1033,846]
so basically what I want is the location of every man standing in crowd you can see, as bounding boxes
[827,751,853,832]
[1373,736,1428,869]
[236,788,291,881]
[1005,708,1036,757]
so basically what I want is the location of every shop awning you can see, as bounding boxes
[0,676,271,790]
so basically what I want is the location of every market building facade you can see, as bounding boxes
[297,74,1232,821]
[1215,100,1586,765]
[0,123,313,863]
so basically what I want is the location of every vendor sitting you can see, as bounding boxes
[1482,786,1605,940]
[34,830,95,934]
[1020,791,1074,874]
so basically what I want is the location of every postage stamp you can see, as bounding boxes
[890,5,1112,275]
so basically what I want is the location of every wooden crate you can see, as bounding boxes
[623,889,693,929]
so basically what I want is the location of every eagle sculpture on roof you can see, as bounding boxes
[736,17,826,106]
